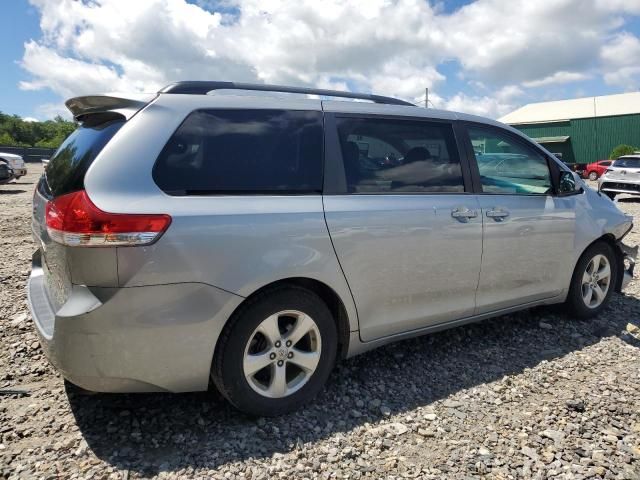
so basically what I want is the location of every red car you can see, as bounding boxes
[583,160,612,180]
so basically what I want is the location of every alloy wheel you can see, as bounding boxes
[581,254,611,309]
[243,310,322,398]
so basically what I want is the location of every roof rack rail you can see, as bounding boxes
[158,81,415,107]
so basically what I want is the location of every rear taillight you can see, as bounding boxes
[45,190,171,247]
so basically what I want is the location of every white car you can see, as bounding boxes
[598,155,640,200]
[0,153,27,179]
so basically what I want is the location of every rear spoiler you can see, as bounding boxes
[65,93,157,121]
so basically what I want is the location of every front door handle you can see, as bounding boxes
[486,208,510,221]
[451,207,478,221]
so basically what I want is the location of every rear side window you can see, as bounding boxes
[153,109,323,195]
[336,117,464,193]
[613,157,640,168]
[45,118,125,197]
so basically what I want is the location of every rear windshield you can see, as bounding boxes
[153,109,323,195]
[44,118,125,197]
[613,157,640,169]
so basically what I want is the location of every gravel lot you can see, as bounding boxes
[1,165,639,479]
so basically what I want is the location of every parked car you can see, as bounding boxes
[0,153,27,179]
[583,160,612,180]
[27,82,636,416]
[0,158,14,185]
[598,155,640,200]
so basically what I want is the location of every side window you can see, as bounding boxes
[601,161,612,166]
[336,117,465,193]
[469,127,552,195]
[153,109,323,195]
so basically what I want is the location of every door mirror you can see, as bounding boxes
[558,170,582,195]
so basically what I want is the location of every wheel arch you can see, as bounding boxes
[220,277,353,360]
[575,233,625,293]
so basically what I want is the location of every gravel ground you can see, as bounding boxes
[1,166,639,479]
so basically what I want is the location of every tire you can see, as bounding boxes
[564,241,617,319]
[212,286,338,416]
[605,191,616,200]
[588,171,598,181]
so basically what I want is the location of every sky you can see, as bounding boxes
[1,0,640,121]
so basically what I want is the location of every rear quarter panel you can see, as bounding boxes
[83,94,359,332]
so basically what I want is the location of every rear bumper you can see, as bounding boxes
[27,251,243,393]
[13,167,27,177]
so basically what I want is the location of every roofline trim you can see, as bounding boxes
[506,119,571,126]
[159,81,415,107]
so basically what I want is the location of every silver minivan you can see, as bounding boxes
[28,82,636,416]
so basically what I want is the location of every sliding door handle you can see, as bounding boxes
[451,207,478,221]
[486,208,510,221]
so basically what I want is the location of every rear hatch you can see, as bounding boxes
[33,115,126,310]
[32,94,155,311]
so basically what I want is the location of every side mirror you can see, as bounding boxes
[558,170,583,196]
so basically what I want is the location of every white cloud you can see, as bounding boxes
[595,0,640,14]
[600,32,640,90]
[35,102,73,120]
[19,0,640,119]
[603,65,640,90]
[601,31,640,63]
[440,1,620,84]
[20,41,126,97]
[523,71,590,88]
[442,85,525,119]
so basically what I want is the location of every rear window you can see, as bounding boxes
[153,109,323,195]
[613,157,640,168]
[45,118,124,197]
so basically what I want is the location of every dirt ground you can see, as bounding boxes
[1,164,639,479]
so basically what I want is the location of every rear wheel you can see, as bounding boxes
[212,286,337,416]
[564,242,617,319]
[588,171,598,181]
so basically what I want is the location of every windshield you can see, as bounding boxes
[612,157,640,169]
[45,119,124,197]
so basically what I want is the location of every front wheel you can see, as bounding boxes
[588,171,598,181]
[564,242,617,319]
[212,286,337,416]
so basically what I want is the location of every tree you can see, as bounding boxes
[0,131,16,146]
[35,135,68,148]
[0,110,76,148]
[609,144,638,160]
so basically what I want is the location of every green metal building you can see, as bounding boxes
[499,92,640,165]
